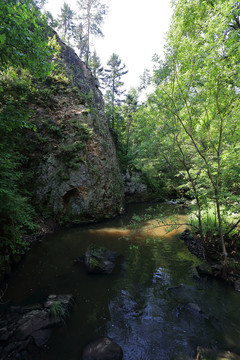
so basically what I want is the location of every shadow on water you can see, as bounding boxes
[2,202,240,359]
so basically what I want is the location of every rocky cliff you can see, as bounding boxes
[25,36,124,224]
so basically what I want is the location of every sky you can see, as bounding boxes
[45,0,173,91]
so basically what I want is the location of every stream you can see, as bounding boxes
[2,202,240,359]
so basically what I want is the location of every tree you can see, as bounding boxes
[57,2,75,45]
[88,49,103,81]
[33,0,47,9]
[0,0,58,275]
[0,0,54,78]
[130,0,240,264]
[103,53,128,130]
[121,88,139,150]
[76,0,108,65]
[0,0,57,131]
[74,22,88,59]
[138,68,151,92]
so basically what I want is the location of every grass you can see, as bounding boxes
[49,301,68,323]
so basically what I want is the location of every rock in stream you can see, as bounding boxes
[0,294,73,360]
[75,245,121,274]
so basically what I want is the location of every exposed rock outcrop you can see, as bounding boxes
[25,35,124,225]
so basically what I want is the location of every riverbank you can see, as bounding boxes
[180,229,240,291]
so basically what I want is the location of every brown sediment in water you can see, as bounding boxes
[88,214,188,241]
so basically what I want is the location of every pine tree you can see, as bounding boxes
[103,53,128,130]
[76,0,107,64]
[74,23,88,59]
[57,2,75,45]
[88,49,103,82]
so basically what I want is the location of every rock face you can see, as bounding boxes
[82,336,123,360]
[26,35,124,224]
[0,295,73,360]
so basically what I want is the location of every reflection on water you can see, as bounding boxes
[2,202,240,359]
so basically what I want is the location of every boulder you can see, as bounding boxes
[195,347,240,359]
[0,294,73,359]
[15,310,56,341]
[82,336,123,360]
[84,245,120,274]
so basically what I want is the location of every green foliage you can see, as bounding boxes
[49,301,68,323]
[88,49,104,80]
[0,0,55,77]
[123,0,240,261]
[0,1,60,276]
[0,139,37,275]
[57,2,75,46]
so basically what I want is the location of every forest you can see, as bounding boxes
[0,0,240,280]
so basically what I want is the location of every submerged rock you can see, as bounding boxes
[84,245,120,274]
[82,336,123,360]
[196,263,214,277]
[176,302,210,320]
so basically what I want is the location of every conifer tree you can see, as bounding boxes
[76,0,107,65]
[57,2,75,45]
[103,53,128,130]
[88,49,103,81]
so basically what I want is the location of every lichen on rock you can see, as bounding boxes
[26,35,124,225]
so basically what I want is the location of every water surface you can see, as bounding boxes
[2,203,240,359]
